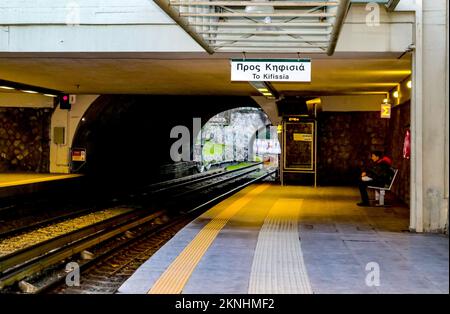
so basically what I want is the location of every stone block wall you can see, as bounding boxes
[385,101,411,205]
[318,111,390,186]
[317,104,411,205]
[0,107,52,172]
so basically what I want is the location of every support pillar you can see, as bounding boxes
[49,95,98,173]
[411,0,449,233]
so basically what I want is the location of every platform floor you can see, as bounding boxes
[0,173,82,188]
[118,184,449,294]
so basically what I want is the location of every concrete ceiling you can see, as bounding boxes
[0,52,411,96]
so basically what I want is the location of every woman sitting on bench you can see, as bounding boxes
[357,151,393,207]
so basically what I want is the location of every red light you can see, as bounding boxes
[59,94,71,109]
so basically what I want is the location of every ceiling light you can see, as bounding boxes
[393,91,399,98]
[245,1,274,18]
[383,98,389,103]
[249,81,266,89]
[306,98,322,105]
[249,81,278,99]
[245,0,276,33]
[407,80,412,89]
[0,79,62,97]
[0,86,15,90]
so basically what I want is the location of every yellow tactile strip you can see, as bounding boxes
[148,184,270,294]
[248,198,313,294]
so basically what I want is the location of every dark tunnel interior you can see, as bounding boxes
[72,95,260,190]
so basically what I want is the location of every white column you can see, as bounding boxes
[411,0,449,233]
[445,0,449,234]
[49,95,98,173]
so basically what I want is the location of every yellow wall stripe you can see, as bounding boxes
[148,184,269,294]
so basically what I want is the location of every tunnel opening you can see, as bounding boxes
[71,95,263,192]
[193,107,280,172]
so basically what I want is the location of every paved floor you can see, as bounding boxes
[118,184,449,294]
[0,173,82,188]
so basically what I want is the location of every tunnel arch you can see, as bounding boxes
[70,95,264,187]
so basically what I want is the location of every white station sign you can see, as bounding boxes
[231,59,311,82]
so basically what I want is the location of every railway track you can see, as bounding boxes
[49,168,276,294]
[45,215,192,294]
[0,163,276,293]
[0,162,260,237]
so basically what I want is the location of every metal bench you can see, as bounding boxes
[367,168,398,206]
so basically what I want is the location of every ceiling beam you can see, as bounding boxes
[153,0,214,54]
[211,43,328,48]
[180,12,336,18]
[188,22,333,27]
[204,37,330,43]
[169,1,339,7]
[153,0,351,54]
[197,30,331,35]
[385,0,401,11]
[215,47,325,52]
[327,0,351,56]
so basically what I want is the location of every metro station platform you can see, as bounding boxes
[118,184,449,294]
[0,173,82,188]
[0,173,83,199]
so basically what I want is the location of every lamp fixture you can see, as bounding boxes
[407,80,412,89]
[306,98,321,106]
[249,81,278,100]
[0,86,15,90]
[0,79,62,99]
[393,91,399,98]
[244,0,276,33]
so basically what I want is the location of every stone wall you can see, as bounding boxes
[318,111,390,186]
[317,105,411,205]
[385,101,411,205]
[0,107,52,172]
[196,107,273,164]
